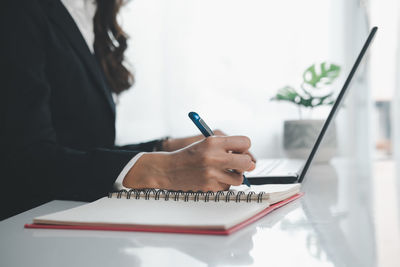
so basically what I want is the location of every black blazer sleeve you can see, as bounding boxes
[0,0,153,218]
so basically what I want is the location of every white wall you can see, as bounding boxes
[116,0,357,158]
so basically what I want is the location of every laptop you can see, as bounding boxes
[246,27,378,185]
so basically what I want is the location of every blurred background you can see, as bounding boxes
[115,0,395,161]
[115,1,399,265]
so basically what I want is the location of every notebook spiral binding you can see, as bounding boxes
[108,189,266,203]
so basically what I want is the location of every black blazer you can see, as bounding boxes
[0,0,159,219]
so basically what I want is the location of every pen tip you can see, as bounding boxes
[243,175,251,187]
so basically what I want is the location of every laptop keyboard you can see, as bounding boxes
[247,159,284,176]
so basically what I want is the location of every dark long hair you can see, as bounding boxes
[93,0,133,94]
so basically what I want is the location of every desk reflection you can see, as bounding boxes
[25,159,377,267]
[300,160,376,267]
[29,199,300,267]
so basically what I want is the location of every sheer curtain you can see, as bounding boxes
[394,0,400,214]
[116,0,358,159]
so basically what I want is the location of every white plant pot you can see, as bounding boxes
[283,119,336,163]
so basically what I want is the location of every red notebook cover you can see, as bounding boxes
[25,193,303,235]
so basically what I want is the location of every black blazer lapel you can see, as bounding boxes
[41,0,116,116]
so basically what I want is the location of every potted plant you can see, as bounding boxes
[271,62,341,162]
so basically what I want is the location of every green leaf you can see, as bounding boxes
[271,86,313,107]
[303,62,341,88]
[308,93,334,108]
[270,61,341,112]
[271,86,298,102]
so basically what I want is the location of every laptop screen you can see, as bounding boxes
[298,27,378,183]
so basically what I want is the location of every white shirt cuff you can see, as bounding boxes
[114,152,146,189]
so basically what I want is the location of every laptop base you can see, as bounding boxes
[247,175,298,185]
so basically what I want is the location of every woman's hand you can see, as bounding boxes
[162,130,225,152]
[162,130,256,162]
[123,135,256,192]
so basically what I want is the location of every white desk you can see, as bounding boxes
[1,159,399,267]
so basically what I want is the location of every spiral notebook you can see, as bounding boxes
[25,184,302,235]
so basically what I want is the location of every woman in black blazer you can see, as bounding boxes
[0,0,255,219]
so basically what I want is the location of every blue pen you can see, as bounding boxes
[188,111,251,187]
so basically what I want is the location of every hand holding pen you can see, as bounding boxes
[189,112,252,187]
[121,112,255,192]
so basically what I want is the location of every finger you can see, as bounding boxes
[222,153,255,172]
[199,175,231,192]
[217,181,231,191]
[245,150,257,163]
[213,129,227,136]
[247,161,256,171]
[214,170,243,186]
[210,136,251,153]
